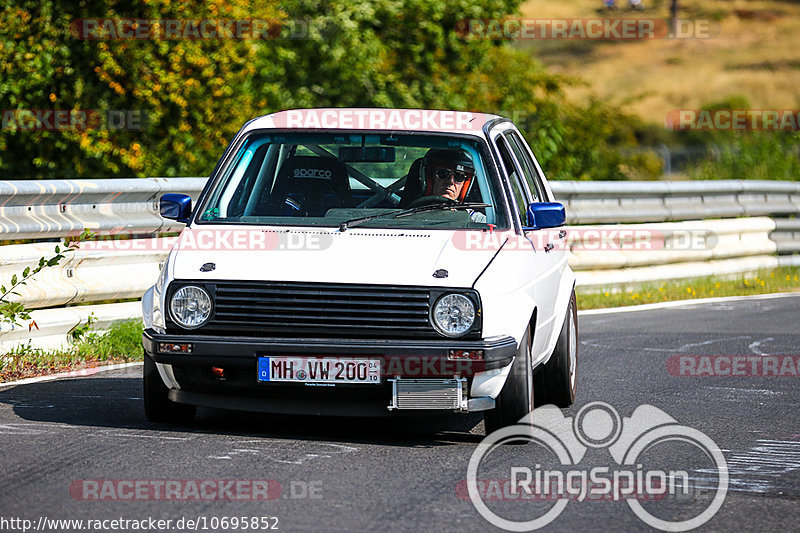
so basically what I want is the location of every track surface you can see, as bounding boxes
[1,294,798,532]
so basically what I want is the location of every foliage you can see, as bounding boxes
[72,318,143,359]
[0,229,91,329]
[0,0,283,178]
[0,0,660,181]
[70,312,96,341]
[255,0,524,109]
[1,319,143,381]
[677,96,800,180]
[686,132,800,181]
[254,1,655,180]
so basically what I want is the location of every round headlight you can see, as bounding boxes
[170,285,212,329]
[432,293,476,337]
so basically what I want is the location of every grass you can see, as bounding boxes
[0,319,143,383]
[578,266,800,309]
[518,0,800,124]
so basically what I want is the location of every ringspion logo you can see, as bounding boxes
[465,402,728,531]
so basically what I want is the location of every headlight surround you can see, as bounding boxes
[169,285,212,329]
[432,293,476,337]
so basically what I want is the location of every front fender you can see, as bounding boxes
[536,274,576,367]
[473,237,575,366]
[474,261,536,347]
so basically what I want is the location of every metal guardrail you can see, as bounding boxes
[550,180,800,256]
[3,177,797,243]
[0,178,798,350]
[0,240,168,309]
[0,177,206,350]
[0,177,206,240]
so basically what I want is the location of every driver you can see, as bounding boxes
[422,149,486,222]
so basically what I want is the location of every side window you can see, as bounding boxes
[495,135,528,226]
[505,131,545,202]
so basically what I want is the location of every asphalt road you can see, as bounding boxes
[1,293,799,532]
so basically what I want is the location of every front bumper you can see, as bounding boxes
[143,329,517,416]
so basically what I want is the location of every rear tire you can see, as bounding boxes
[143,353,196,423]
[484,325,534,437]
[534,291,578,408]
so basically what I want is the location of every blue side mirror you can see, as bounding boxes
[526,202,566,229]
[160,193,192,223]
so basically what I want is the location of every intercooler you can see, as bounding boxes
[387,378,468,411]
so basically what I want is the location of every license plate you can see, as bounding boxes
[257,356,381,384]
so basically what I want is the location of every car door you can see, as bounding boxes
[489,122,568,364]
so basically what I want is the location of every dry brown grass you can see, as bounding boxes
[517,0,800,123]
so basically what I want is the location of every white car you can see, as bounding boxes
[142,108,577,434]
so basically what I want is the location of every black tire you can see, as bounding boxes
[484,325,534,437]
[534,291,578,408]
[143,353,196,423]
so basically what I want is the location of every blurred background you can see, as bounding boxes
[1,0,798,181]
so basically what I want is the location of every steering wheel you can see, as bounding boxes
[407,195,458,209]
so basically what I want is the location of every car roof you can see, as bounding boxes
[243,108,503,135]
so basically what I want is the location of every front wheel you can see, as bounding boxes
[534,291,578,408]
[484,325,534,437]
[143,353,196,424]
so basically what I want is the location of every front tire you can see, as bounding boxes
[484,325,534,437]
[534,291,578,408]
[143,353,196,423]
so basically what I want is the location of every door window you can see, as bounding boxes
[494,135,529,226]
[505,131,545,202]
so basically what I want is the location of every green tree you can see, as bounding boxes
[253,0,651,180]
[1,0,655,181]
[0,0,283,178]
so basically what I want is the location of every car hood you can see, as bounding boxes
[169,225,504,288]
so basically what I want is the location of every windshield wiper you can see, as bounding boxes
[338,202,490,232]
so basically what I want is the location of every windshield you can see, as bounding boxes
[196,132,509,230]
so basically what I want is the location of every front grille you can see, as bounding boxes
[175,281,441,338]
